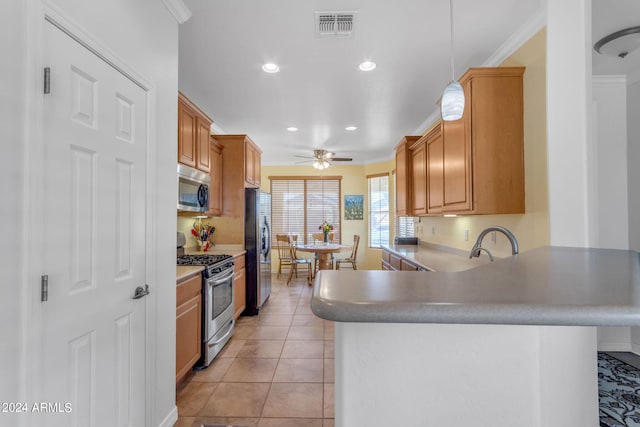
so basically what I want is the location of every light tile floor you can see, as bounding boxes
[175,272,334,427]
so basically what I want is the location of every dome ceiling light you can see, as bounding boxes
[594,26,640,59]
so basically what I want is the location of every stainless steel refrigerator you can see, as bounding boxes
[244,188,271,315]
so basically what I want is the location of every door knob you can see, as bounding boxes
[132,285,150,299]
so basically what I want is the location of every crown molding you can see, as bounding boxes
[413,6,547,135]
[162,0,191,24]
[210,122,225,135]
[413,110,441,136]
[482,6,547,67]
[592,75,627,86]
[628,69,640,86]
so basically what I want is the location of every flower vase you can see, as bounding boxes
[323,231,329,245]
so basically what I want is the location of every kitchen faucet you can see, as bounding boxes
[469,226,519,261]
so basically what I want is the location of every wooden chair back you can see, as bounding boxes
[350,234,361,260]
[276,234,292,260]
[311,232,334,243]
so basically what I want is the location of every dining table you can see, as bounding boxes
[295,243,352,274]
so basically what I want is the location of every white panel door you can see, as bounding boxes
[40,20,147,427]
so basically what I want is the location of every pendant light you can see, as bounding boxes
[441,0,465,121]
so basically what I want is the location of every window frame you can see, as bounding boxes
[367,172,390,249]
[270,176,342,245]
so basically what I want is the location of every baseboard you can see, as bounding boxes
[631,343,640,356]
[597,342,633,352]
[157,406,178,427]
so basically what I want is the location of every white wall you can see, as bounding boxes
[591,76,629,249]
[0,2,27,426]
[628,79,640,252]
[627,79,640,351]
[591,76,632,351]
[12,0,180,426]
[546,0,593,247]
[337,323,598,427]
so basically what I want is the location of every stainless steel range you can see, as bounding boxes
[177,253,235,368]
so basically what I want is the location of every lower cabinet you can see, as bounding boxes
[176,273,202,385]
[381,249,429,272]
[233,254,246,319]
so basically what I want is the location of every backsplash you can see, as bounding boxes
[177,215,245,247]
[414,213,549,259]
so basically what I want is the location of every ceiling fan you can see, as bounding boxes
[295,149,353,169]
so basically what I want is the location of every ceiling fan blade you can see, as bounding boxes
[330,157,352,161]
[294,155,315,159]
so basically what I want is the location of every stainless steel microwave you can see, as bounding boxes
[177,164,209,212]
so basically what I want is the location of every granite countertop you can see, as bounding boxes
[382,243,492,272]
[176,265,205,282]
[311,246,640,327]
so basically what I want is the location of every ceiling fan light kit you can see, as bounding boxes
[441,0,465,121]
[295,149,353,169]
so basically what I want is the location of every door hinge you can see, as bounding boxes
[44,67,50,94]
[41,275,48,302]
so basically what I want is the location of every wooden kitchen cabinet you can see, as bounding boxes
[425,124,444,215]
[381,249,391,270]
[176,272,202,385]
[178,92,212,173]
[233,253,246,319]
[395,136,421,216]
[214,134,264,217]
[440,67,525,215]
[381,249,429,272]
[245,141,261,187]
[409,137,427,216]
[206,138,223,216]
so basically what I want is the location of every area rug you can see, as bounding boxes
[599,352,640,426]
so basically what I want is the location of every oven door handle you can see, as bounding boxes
[207,270,234,286]
[208,321,234,346]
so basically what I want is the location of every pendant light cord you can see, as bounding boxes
[449,0,455,82]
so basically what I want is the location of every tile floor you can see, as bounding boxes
[175,272,334,427]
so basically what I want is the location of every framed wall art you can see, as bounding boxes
[344,195,364,220]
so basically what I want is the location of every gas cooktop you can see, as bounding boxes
[177,254,232,266]
[177,254,234,278]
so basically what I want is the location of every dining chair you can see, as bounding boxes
[335,234,360,270]
[275,234,293,278]
[287,240,313,286]
[311,232,334,273]
[311,232,334,243]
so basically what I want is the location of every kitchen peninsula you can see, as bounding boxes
[311,246,640,427]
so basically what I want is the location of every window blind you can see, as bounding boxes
[270,177,341,244]
[396,216,415,238]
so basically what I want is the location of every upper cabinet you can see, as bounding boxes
[206,137,223,216]
[450,66,525,215]
[408,134,428,216]
[399,67,525,217]
[395,136,420,217]
[178,92,212,173]
[244,140,261,187]
[214,134,263,217]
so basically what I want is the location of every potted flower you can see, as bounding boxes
[319,221,334,243]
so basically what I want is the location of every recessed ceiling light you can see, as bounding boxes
[345,126,358,131]
[287,127,298,132]
[262,63,280,73]
[358,61,376,71]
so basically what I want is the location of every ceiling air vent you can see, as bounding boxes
[315,11,356,38]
